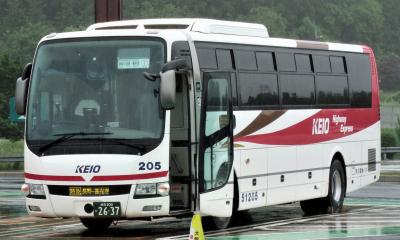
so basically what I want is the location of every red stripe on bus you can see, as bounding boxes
[90,171,169,181]
[235,108,378,145]
[25,173,85,181]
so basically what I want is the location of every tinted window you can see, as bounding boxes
[235,50,257,70]
[239,73,279,106]
[281,74,315,105]
[295,54,312,73]
[347,54,372,107]
[313,55,331,73]
[276,53,296,72]
[316,75,349,105]
[216,49,233,69]
[256,51,275,72]
[330,56,346,73]
[197,48,217,69]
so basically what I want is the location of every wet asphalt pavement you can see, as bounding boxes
[0,178,399,239]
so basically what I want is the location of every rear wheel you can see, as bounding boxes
[300,159,346,215]
[80,218,113,231]
[327,160,346,213]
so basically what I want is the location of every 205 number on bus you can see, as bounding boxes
[138,162,161,171]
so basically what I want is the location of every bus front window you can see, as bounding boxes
[26,39,166,156]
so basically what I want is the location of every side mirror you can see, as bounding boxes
[159,59,188,110]
[15,63,32,115]
[160,70,176,110]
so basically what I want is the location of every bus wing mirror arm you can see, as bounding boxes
[161,58,188,73]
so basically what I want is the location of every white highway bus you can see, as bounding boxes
[15,19,380,230]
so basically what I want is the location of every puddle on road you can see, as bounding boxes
[0,190,26,218]
[345,197,400,206]
[208,226,400,240]
[206,198,400,240]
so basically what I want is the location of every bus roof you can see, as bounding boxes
[87,18,364,53]
[87,18,269,38]
[44,18,364,53]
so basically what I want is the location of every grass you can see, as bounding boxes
[0,162,23,171]
[381,172,400,177]
[0,139,23,156]
[380,90,400,107]
[0,139,23,171]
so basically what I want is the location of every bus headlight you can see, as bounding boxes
[29,184,46,196]
[135,183,157,196]
[135,182,170,197]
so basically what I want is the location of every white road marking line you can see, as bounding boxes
[316,220,400,223]
[163,207,376,239]
[52,223,83,230]
[333,216,400,219]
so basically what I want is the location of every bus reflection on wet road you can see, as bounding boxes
[0,182,400,240]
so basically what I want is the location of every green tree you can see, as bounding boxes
[0,54,24,139]
[239,6,287,37]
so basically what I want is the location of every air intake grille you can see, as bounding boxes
[95,25,138,30]
[144,24,189,29]
[368,148,376,172]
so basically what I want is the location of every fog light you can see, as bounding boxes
[28,205,41,212]
[142,205,162,211]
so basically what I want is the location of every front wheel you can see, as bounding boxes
[202,216,231,230]
[300,159,346,215]
[80,218,113,231]
[202,164,232,230]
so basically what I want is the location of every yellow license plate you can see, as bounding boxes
[69,186,110,196]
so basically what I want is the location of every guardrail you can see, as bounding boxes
[0,156,23,163]
[0,147,399,162]
[380,147,400,160]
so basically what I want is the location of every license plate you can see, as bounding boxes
[94,202,121,217]
[69,186,109,196]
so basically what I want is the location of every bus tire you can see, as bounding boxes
[300,198,324,215]
[80,218,113,231]
[300,159,346,215]
[202,216,231,230]
[325,159,346,213]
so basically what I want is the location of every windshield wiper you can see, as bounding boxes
[93,138,147,155]
[38,132,113,155]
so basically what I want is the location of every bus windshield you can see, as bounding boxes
[26,38,165,155]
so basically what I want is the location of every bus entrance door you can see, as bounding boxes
[198,72,234,217]
[169,74,192,212]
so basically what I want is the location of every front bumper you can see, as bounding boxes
[25,184,170,218]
